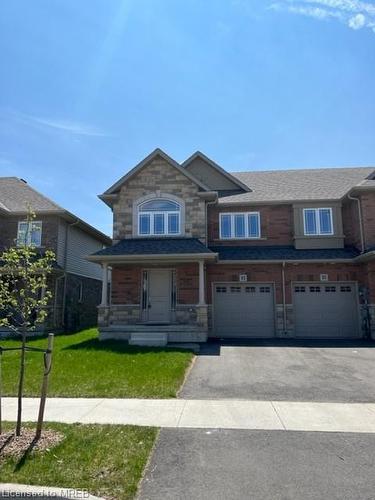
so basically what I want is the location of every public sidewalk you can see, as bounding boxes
[2,397,375,433]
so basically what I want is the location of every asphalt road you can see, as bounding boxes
[138,428,375,500]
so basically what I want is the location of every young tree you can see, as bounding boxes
[0,213,55,435]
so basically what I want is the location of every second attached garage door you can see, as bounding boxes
[213,283,275,338]
[293,283,360,338]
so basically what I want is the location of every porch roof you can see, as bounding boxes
[210,245,360,262]
[88,237,216,262]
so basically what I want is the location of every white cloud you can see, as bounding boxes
[26,116,109,137]
[7,110,109,137]
[271,3,344,19]
[270,0,375,33]
[348,12,366,27]
[301,0,375,16]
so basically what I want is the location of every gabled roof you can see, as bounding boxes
[182,151,251,193]
[0,177,111,245]
[220,167,375,204]
[0,177,62,212]
[98,149,375,207]
[101,148,212,198]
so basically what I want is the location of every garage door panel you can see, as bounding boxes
[294,283,359,338]
[213,283,275,338]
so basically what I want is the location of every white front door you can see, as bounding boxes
[147,270,171,323]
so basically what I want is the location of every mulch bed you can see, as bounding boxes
[0,429,64,460]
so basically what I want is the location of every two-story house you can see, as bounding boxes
[88,149,375,345]
[0,177,111,333]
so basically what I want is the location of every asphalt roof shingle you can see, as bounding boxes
[0,177,62,212]
[93,238,214,256]
[219,167,375,204]
[210,245,360,261]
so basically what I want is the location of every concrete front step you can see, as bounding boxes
[129,332,168,347]
[99,325,208,343]
[104,324,204,332]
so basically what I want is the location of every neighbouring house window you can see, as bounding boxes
[138,199,181,236]
[303,208,333,236]
[17,221,42,247]
[219,213,260,239]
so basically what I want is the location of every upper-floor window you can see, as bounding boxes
[303,208,333,236]
[138,199,181,236]
[220,212,260,239]
[17,221,42,247]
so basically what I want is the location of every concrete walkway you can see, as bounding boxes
[2,397,375,433]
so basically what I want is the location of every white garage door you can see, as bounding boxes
[293,282,360,338]
[213,283,275,338]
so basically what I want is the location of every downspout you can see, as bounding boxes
[205,194,218,245]
[203,195,218,317]
[347,193,370,338]
[347,193,365,253]
[61,218,80,327]
[281,262,287,335]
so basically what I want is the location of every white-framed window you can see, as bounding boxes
[303,208,333,236]
[219,212,260,239]
[138,199,181,236]
[17,221,43,247]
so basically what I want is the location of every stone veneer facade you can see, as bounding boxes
[112,156,206,243]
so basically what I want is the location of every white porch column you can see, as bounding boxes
[198,260,205,305]
[100,263,108,306]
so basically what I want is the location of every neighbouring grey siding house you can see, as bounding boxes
[0,177,111,333]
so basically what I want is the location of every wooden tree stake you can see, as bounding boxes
[35,334,54,440]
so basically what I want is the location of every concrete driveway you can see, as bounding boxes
[180,339,375,402]
[139,428,375,500]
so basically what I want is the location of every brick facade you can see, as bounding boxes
[206,262,362,303]
[111,266,142,304]
[107,260,373,338]
[208,204,294,246]
[361,192,375,250]
[0,215,60,253]
[64,273,102,331]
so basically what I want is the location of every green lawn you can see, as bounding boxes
[0,422,157,500]
[0,328,193,398]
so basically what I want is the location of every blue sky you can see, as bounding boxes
[1,0,374,236]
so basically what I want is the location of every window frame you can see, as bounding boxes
[137,199,181,237]
[219,212,261,240]
[17,220,43,247]
[303,208,333,236]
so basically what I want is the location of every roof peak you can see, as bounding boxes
[182,151,251,193]
[101,148,212,199]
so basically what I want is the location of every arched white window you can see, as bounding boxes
[138,199,181,236]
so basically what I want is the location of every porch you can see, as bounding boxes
[88,238,217,345]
